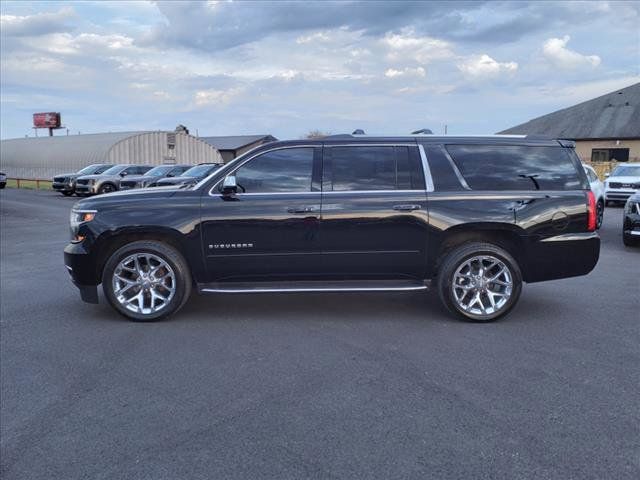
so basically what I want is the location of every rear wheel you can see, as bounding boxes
[437,242,522,322]
[102,241,192,321]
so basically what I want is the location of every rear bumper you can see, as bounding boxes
[64,242,100,303]
[524,232,600,283]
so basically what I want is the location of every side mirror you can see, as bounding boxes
[222,175,237,196]
[120,171,128,177]
[605,173,610,178]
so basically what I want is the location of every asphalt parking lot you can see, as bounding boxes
[1,187,638,480]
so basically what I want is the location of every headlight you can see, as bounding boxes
[70,209,96,242]
[70,209,96,228]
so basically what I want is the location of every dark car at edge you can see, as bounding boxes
[64,134,600,322]
[623,193,640,247]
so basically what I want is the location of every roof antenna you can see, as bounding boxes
[411,128,433,135]
[352,129,365,135]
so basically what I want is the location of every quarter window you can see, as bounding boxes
[233,148,314,193]
[446,145,582,191]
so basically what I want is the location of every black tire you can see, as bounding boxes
[102,240,192,321]
[596,200,604,229]
[623,233,640,247]
[437,242,522,322]
[98,183,117,195]
[62,191,73,196]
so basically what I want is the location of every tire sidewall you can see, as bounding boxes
[99,183,116,194]
[438,243,523,322]
[102,241,190,321]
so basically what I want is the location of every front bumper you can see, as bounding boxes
[52,182,74,192]
[75,184,97,195]
[64,242,99,303]
[605,189,638,202]
[623,212,640,236]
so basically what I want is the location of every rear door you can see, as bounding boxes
[319,143,430,279]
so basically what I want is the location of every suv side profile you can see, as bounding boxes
[64,135,600,322]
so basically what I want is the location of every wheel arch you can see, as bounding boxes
[432,223,528,280]
[93,227,197,285]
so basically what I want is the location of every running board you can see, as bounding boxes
[198,279,430,294]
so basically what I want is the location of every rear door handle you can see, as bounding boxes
[287,206,316,214]
[393,204,422,211]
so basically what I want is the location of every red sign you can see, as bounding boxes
[33,112,61,128]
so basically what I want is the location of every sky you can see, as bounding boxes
[1,0,639,140]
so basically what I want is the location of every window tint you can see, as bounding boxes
[445,145,582,191]
[329,146,421,191]
[233,148,314,193]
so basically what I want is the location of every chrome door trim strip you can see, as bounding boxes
[201,285,428,294]
[418,144,435,193]
[441,147,472,190]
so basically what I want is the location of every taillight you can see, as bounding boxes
[587,190,596,231]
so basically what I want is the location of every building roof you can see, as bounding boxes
[199,135,277,151]
[499,82,640,139]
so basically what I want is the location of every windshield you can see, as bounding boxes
[144,165,174,176]
[181,164,220,177]
[612,165,640,177]
[101,165,127,175]
[78,164,112,175]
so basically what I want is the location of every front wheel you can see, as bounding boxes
[102,241,192,321]
[62,191,73,196]
[98,183,116,195]
[437,242,522,322]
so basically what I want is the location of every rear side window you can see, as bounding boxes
[445,145,582,191]
[328,146,423,191]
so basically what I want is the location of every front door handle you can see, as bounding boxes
[393,204,422,211]
[287,206,316,214]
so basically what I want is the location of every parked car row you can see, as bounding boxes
[52,163,223,196]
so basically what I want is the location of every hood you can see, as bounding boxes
[607,175,640,183]
[73,185,184,209]
[53,172,77,178]
[76,173,119,181]
[119,175,155,183]
[156,176,198,185]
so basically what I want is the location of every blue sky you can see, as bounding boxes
[1,0,638,139]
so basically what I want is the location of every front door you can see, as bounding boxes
[319,144,430,279]
[201,146,322,282]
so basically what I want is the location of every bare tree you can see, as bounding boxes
[304,130,331,139]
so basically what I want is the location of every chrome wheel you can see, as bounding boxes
[596,201,604,229]
[452,255,513,318]
[112,253,176,315]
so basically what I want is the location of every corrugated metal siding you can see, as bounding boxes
[0,132,141,179]
[0,131,222,179]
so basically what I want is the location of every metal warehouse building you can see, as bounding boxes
[0,131,223,180]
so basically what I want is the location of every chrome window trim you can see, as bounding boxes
[418,144,435,193]
[207,144,318,197]
[441,146,472,190]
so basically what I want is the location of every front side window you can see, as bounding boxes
[446,145,582,191]
[144,165,174,176]
[232,148,314,193]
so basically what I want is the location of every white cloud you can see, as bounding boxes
[458,54,518,78]
[194,87,244,107]
[542,35,601,69]
[0,7,74,37]
[384,66,426,78]
[382,30,453,64]
[296,31,331,44]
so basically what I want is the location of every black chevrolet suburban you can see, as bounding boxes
[64,135,600,322]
